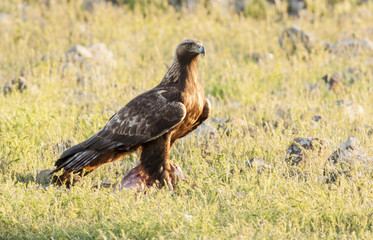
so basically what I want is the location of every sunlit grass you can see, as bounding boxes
[0,0,372,239]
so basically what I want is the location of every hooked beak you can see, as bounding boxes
[198,44,205,56]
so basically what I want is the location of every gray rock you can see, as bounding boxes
[82,0,114,11]
[167,0,200,10]
[366,58,373,66]
[285,137,330,167]
[245,157,272,173]
[336,99,364,120]
[312,115,322,122]
[3,76,27,95]
[329,39,373,56]
[229,101,242,108]
[35,169,53,185]
[235,192,247,198]
[65,43,113,64]
[288,0,306,16]
[62,43,115,85]
[324,137,373,182]
[322,69,362,90]
[0,12,11,25]
[247,52,274,63]
[189,122,218,141]
[279,25,326,54]
[209,117,252,136]
[304,84,320,93]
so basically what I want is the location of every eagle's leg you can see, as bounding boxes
[139,134,181,189]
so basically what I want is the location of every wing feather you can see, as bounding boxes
[85,90,186,151]
[54,89,186,177]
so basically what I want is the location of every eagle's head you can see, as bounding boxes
[175,39,205,63]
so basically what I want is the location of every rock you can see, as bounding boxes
[167,0,201,10]
[35,169,53,185]
[345,67,363,85]
[3,77,27,95]
[336,99,364,120]
[279,25,326,54]
[322,68,362,90]
[329,39,373,56]
[230,157,271,175]
[235,192,246,198]
[247,52,274,63]
[288,0,306,16]
[324,137,373,182]
[304,84,320,93]
[209,117,251,136]
[285,137,330,168]
[245,157,272,173]
[0,12,11,25]
[276,105,292,120]
[66,43,114,64]
[366,58,373,66]
[190,122,219,141]
[62,43,115,85]
[82,0,114,11]
[312,115,322,122]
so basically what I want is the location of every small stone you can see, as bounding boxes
[247,52,273,63]
[235,192,247,198]
[3,77,27,95]
[279,25,325,54]
[35,169,53,185]
[329,39,373,56]
[288,0,306,16]
[209,117,249,136]
[304,84,320,93]
[336,100,364,120]
[194,122,218,140]
[245,157,272,173]
[345,67,362,85]
[324,137,373,182]
[93,181,114,189]
[183,214,193,219]
[0,12,11,25]
[285,137,330,168]
[62,43,115,85]
[82,0,111,11]
[66,43,113,64]
[228,101,242,108]
[312,115,322,122]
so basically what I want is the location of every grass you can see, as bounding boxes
[0,0,372,239]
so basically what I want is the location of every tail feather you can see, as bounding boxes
[55,142,85,166]
[53,150,100,184]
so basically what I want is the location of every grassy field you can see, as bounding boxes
[1,0,373,239]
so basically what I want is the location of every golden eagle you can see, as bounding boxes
[53,39,210,190]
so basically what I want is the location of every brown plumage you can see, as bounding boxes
[53,39,210,189]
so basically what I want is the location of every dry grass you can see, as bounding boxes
[0,0,372,239]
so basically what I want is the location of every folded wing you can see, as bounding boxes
[54,89,186,179]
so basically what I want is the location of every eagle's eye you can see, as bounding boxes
[185,43,192,49]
